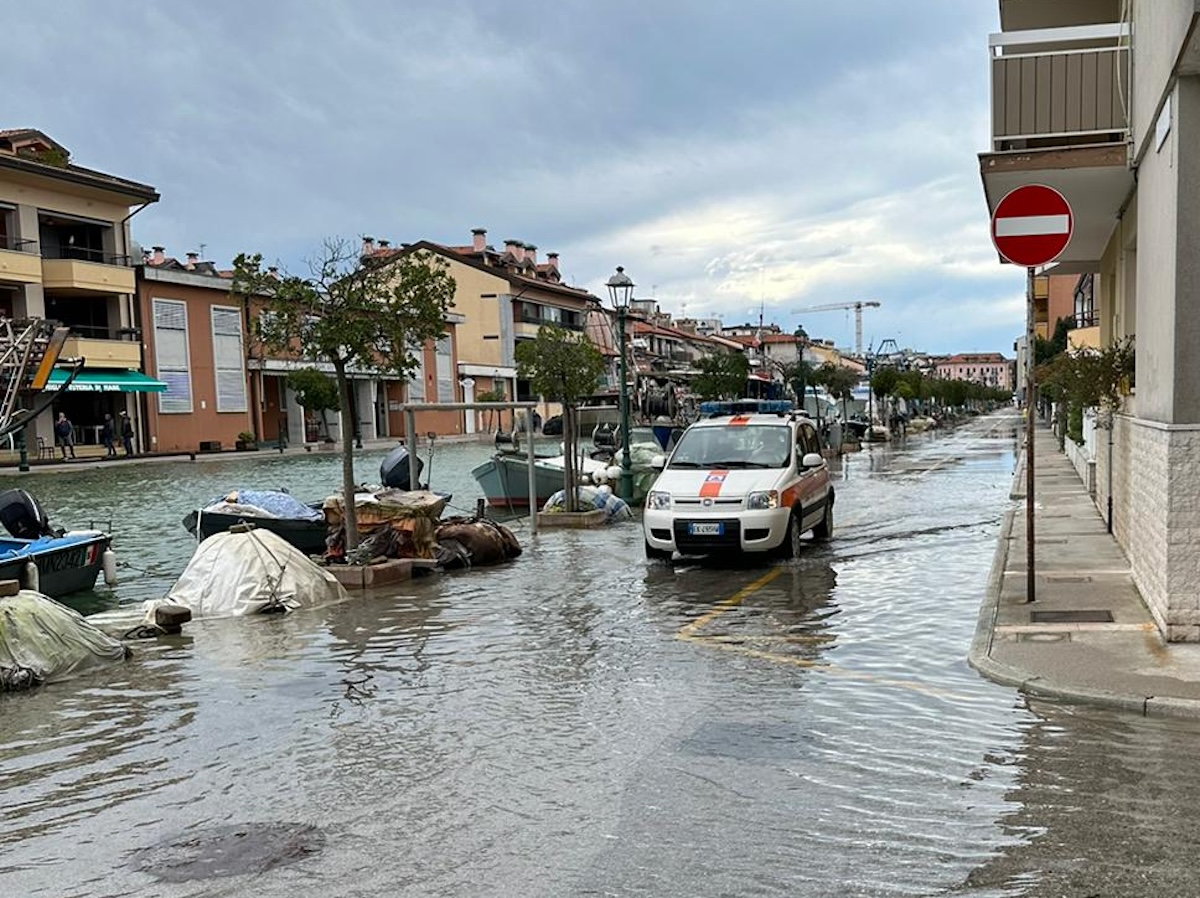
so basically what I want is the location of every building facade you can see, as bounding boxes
[980,1,1200,640]
[0,129,162,452]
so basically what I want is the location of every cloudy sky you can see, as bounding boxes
[8,0,1021,356]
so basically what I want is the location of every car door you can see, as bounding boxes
[796,422,828,528]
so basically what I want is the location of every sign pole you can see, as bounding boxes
[1026,266,1036,603]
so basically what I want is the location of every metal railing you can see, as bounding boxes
[990,22,1130,152]
[0,236,38,253]
[41,246,132,266]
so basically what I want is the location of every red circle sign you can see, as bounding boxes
[990,184,1073,268]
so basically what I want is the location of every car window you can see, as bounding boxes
[670,423,791,468]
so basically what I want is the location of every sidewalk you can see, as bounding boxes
[969,422,1200,717]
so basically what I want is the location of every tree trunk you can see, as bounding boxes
[334,359,360,551]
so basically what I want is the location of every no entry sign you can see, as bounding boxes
[991,184,1073,268]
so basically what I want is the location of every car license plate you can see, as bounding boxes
[689,522,723,536]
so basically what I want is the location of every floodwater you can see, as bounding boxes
[4,413,1200,897]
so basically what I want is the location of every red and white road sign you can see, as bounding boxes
[990,184,1073,268]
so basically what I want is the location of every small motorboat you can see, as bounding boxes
[182,489,329,555]
[0,489,116,598]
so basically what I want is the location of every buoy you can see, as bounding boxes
[102,549,118,586]
[23,561,39,593]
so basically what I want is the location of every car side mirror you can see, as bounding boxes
[651,454,666,470]
[801,452,824,468]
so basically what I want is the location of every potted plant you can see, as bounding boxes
[235,430,259,451]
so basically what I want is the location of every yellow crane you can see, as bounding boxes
[792,301,881,356]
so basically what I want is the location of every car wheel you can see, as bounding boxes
[812,497,834,540]
[645,539,672,562]
[774,511,802,560]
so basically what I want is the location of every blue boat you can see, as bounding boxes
[0,490,113,598]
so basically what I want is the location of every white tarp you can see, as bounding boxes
[164,528,346,617]
[0,590,128,690]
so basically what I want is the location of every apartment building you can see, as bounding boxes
[980,1,1200,639]
[934,353,1014,392]
[377,230,599,434]
[0,129,162,452]
[138,247,464,451]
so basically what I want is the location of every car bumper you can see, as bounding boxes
[643,506,790,555]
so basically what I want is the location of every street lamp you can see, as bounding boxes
[606,266,635,500]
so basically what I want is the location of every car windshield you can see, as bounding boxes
[668,423,791,469]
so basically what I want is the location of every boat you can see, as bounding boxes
[0,489,115,598]
[182,489,330,554]
[182,447,434,555]
[471,426,667,510]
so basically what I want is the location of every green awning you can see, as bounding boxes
[45,368,168,393]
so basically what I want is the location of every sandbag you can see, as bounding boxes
[0,591,128,690]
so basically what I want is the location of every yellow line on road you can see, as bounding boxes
[676,567,783,638]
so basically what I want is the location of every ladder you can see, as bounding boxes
[0,319,75,440]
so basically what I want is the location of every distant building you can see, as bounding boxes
[935,353,1013,392]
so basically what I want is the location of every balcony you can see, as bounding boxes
[41,257,135,295]
[61,335,142,368]
[990,23,1130,152]
[0,237,41,284]
[981,22,1135,273]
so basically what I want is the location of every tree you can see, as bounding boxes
[692,352,750,400]
[870,365,899,402]
[231,238,455,551]
[777,359,815,408]
[815,362,859,422]
[515,324,605,512]
[286,367,339,441]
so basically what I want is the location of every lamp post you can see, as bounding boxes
[606,266,635,500]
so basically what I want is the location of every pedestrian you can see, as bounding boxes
[54,412,76,459]
[101,413,117,457]
[119,411,135,456]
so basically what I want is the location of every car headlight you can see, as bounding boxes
[746,490,779,510]
[647,490,672,510]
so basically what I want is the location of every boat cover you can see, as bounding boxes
[200,490,323,522]
[0,590,128,690]
[164,528,346,617]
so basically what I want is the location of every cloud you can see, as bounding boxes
[4,0,1017,354]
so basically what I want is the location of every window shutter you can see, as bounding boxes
[153,299,192,413]
[211,306,247,412]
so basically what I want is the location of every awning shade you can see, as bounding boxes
[46,369,168,393]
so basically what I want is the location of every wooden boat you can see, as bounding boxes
[182,506,330,554]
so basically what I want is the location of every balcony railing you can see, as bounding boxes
[990,23,1130,152]
[0,236,38,253]
[42,246,132,266]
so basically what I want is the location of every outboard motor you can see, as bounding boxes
[379,444,424,490]
[0,489,55,540]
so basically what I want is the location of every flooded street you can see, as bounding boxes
[5,412,1200,896]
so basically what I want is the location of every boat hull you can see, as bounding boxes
[0,532,110,598]
[182,510,330,555]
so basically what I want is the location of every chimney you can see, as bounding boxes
[546,252,559,271]
[525,244,537,266]
[152,246,165,264]
[267,266,279,278]
[378,239,391,249]
[362,236,376,256]
[142,248,151,264]
[185,252,198,270]
[471,227,487,252]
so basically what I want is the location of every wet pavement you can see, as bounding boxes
[4,415,1200,896]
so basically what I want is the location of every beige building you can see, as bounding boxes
[980,1,1200,640]
[381,230,600,433]
[0,129,162,453]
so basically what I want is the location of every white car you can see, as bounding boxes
[642,403,834,560]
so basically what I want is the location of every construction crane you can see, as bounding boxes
[792,301,881,356]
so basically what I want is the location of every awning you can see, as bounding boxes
[45,368,168,393]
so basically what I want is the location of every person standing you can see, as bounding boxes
[54,412,77,459]
[101,413,117,457]
[119,411,135,456]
